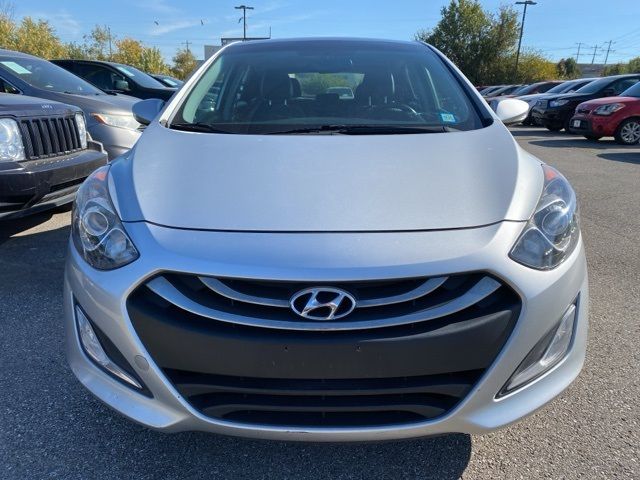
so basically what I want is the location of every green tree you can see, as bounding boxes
[111,37,144,67]
[627,57,640,73]
[603,63,627,76]
[171,47,198,80]
[416,0,519,84]
[556,58,581,79]
[64,41,89,59]
[140,46,169,74]
[83,25,112,60]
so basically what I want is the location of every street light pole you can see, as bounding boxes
[515,1,537,80]
[235,5,254,41]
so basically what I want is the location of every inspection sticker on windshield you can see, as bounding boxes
[0,61,31,75]
[440,112,456,123]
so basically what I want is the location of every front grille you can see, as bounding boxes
[18,115,83,160]
[576,107,590,115]
[128,272,521,428]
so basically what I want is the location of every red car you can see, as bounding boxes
[569,81,640,145]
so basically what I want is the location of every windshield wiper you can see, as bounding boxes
[169,122,235,134]
[265,124,453,135]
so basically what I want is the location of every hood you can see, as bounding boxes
[551,92,595,103]
[37,91,139,115]
[110,121,542,232]
[579,96,639,108]
[518,93,548,101]
[0,93,80,116]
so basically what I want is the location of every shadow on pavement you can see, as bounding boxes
[597,151,640,164]
[529,137,620,149]
[0,210,55,244]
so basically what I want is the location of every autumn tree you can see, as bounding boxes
[140,46,169,74]
[627,57,640,73]
[171,47,198,79]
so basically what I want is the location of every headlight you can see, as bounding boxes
[510,165,580,270]
[549,99,570,107]
[593,103,625,116]
[75,112,88,149]
[71,166,139,270]
[91,113,141,131]
[0,118,26,162]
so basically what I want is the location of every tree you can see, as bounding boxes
[556,58,581,79]
[416,0,519,85]
[140,46,169,74]
[171,47,198,80]
[83,25,112,60]
[111,37,144,67]
[603,63,627,76]
[12,17,66,58]
[628,57,640,73]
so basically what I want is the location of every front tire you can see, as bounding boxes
[614,118,640,145]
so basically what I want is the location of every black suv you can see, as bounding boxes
[531,74,640,131]
[52,60,176,101]
[0,93,107,219]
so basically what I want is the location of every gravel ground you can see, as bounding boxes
[0,128,638,479]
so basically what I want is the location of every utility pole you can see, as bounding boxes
[590,44,600,64]
[107,25,112,60]
[182,40,192,53]
[575,42,584,62]
[235,5,254,41]
[514,1,537,80]
[603,40,615,65]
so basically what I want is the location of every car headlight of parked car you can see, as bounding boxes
[549,99,570,108]
[510,165,579,270]
[75,112,88,149]
[0,118,26,162]
[593,103,625,116]
[91,112,141,131]
[71,165,139,270]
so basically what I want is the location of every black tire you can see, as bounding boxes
[584,135,601,141]
[614,118,640,145]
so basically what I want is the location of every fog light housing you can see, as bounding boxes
[75,305,143,390]
[499,302,577,396]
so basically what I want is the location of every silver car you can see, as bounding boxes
[63,38,588,442]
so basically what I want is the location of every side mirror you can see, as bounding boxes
[132,98,165,125]
[490,98,530,125]
[603,88,615,97]
[114,79,130,92]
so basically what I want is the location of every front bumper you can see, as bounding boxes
[87,123,141,160]
[63,221,588,441]
[531,106,573,129]
[0,143,107,220]
[568,114,617,137]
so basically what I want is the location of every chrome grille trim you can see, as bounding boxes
[144,275,502,331]
[199,276,289,308]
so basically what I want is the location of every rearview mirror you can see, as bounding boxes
[132,98,165,125]
[490,98,530,125]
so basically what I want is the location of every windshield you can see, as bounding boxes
[620,82,640,98]
[113,63,168,89]
[172,40,485,134]
[575,77,614,94]
[0,56,103,95]
[158,76,182,87]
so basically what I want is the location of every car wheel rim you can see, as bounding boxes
[621,122,640,143]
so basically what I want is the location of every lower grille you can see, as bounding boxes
[165,368,482,427]
[128,272,521,428]
[19,115,83,160]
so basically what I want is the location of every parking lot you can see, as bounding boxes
[0,127,638,480]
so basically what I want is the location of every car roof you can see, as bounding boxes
[0,48,39,59]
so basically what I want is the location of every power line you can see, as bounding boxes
[590,44,602,64]
[514,1,537,80]
[602,40,615,65]
[181,40,192,53]
[575,42,584,62]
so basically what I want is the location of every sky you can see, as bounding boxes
[12,0,640,64]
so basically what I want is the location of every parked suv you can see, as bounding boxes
[569,81,640,144]
[518,78,597,126]
[0,49,141,159]
[0,93,107,219]
[64,38,587,442]
[531,74,640,131]
[53,60,177,101]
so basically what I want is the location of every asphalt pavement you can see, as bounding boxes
[0,128,638,479]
